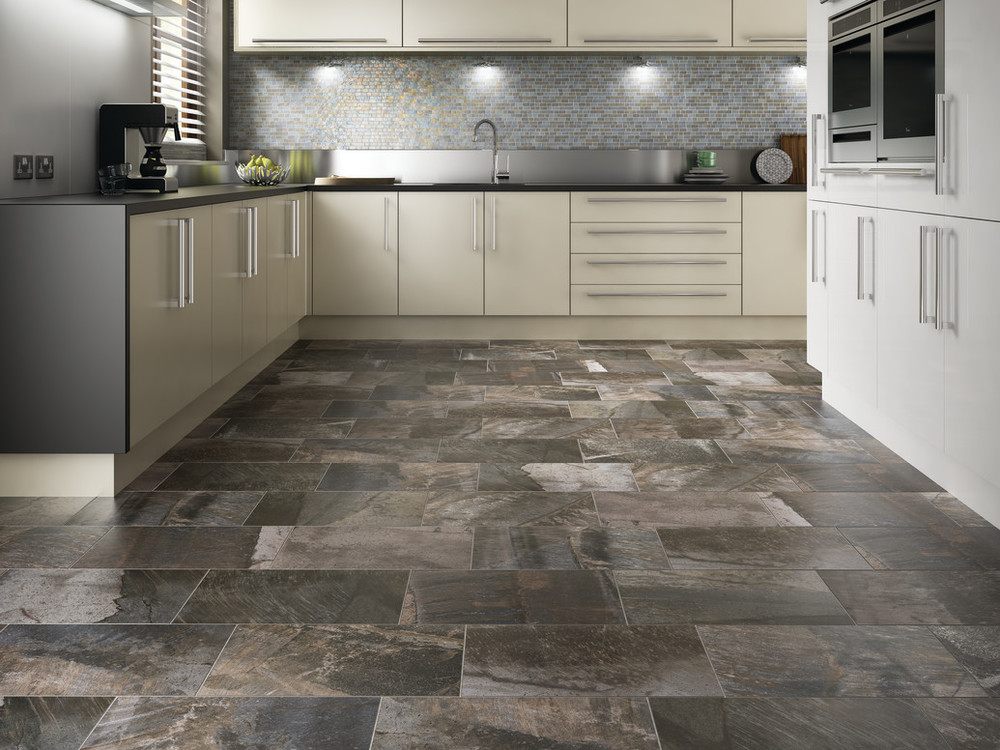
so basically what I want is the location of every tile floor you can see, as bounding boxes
[1,339,999,749]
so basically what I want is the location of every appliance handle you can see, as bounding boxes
[934,227,943,331]
[857,216,865,301]
[865,216,875,301]
[935,93,948,196]
[868,167,934,177]
[811,114,825,188]
[919,225,930,324]
[820,167,868,175]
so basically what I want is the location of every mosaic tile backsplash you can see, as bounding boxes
[228,53,806,151]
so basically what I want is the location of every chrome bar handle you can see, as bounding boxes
[244,207,254,278]
[253,37,389,44]
[935,93,948,196]
[865,216,875,301]
[857,216,865,301]
[811,114,826,188]
[586,291,728,298]
[291,199,301,258]
[177,218,186,309]
[252,206,259,277]
[472,195,478,252]
[491,195,497,251]
[286,200,295,258]
[586,229,727,236]
[587,197,727,203]
[583,37,719,44]
[811,210,819,284]
[186,216,195,305]
[384,196,390,252]
[919,225,930,324]
[820,168,867,175]
[934,227,943,331]
[748,37,807,43]
[418,37,553,44]
[585,260,727,265]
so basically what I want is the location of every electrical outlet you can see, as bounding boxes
[14,154,33,180]
[35,155,54,179]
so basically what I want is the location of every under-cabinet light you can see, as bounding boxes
[90,0,185,17]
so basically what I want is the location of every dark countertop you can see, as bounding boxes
[0,180,804,213]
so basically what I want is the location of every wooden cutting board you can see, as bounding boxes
[780,134,807,185]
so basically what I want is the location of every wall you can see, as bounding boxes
[227,52,807,152]
[0,0,151,199]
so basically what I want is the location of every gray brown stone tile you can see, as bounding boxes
[401,570,625,624]
[0,624,233,696]
[717,439,877,464]
[570,400,696,420]
[80,697,380,750]
[0,497,96,526]
[244,491,427,526]
[472,527,669,570]
[580,438,730,464]
[759,491,959,527]
[463,625,721,697]
[267,527,473,569]
[422,491,600,527]
[437,438,582,464]
[253,385,374,401]
[930,626,1000,695]
[477,463,637,492]
[593,491,779,528]
[0,569,205,624]
[700,625,987,697]
[323,400,448,419]
[68,492,264,526]
[738,416,869,440]
[175,570,409,624]
[212,417,355,439]
[657,528,871,570]
[841,527,1000,570]
[0,527,109,568]
[159,438,302,463]
[199,624,463,697]
[610,417,749,439]
[291,438,440,463]
[616,570,853,625]
[485,385,602,402]
[481,416,616,440]
[649,697,951,750]
[73,527,289,569]
[370,385,486,401]
[632,463,801,492]
[445,401,572,419]
[371,696,660,749]
[0,698,113,750]
[346,417,482,439]
[212,399,336,419]
[156,463,329,493]
[317,462,479,492]
[917,697,1000,750]
[596,384,718,401]
[820,571,1000,625]
[781,462,945,493]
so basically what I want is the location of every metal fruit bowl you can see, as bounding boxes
[236,162,289,186]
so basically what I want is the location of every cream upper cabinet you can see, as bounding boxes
[129,206,214,446]
[732,0,806,50]
[313,192,399,316]
[567,0,731,49]
[742,192,806,316]
[398,192,484,316]
[403,0,568,49]
[484,192,570,316]
[235,0,402,51]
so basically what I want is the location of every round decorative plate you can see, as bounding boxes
[752,148,794,184]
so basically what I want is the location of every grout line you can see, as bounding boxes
[74,696,118,750]
[366,696,383,750]
[169,569,212,624]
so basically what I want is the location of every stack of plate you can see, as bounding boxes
[682,167,730,184]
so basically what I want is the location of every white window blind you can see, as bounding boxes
[153,0,208,160]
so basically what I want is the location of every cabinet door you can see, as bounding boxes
[398,192,483,316]
[568,0,731,49]
[825,202,878,407]
[732,0,806,49]
[404,0,567,48]
[267,192,308,339]
[211,201,249,381]
[485,192,569,316]
[742,192,807,316]
[235,0,402,51]
[286,192,309,327]
[313,192,398,316]
[243,199,269,359]
[806,201,830,373]
[876,209,944,449]
[944,217,1000,486]
[129,206,213,445]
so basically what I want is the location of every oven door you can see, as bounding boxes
[829,7,878,130]
[876,1,943,161]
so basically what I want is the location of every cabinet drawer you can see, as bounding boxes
[572,285,741,316]
[572,254,741,285]
[571,192,741,223]
[571,223,741,254]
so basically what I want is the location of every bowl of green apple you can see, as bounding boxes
[236,154,289,186]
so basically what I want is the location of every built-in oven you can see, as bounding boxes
[828,0,943,163]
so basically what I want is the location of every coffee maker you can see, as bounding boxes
[98,103,181,192]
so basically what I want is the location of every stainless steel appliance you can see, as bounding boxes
[828,0,943,163]
[98,103,181,192]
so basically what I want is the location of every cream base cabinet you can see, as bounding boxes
[484,192,569,316]
[234,0,402,51]
[404,0,567,49]
[399,192,484,316]
[825,202,878,409]
[806,201,830,373]
[267,192,308,339]
[212,198,267,382]
[742,192,806,316]
[732,0,806,50]
[568,0,731,50]
[129,206,213,446]
[313,192,398,316]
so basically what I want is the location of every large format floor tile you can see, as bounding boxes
[6,338,999,747]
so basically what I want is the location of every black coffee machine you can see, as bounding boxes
[98,103,181,192]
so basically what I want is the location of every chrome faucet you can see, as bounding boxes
[473,118,503,184]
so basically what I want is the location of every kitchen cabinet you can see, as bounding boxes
[266,191,308,339]
[403,0,567,49]
[398,192,484,316]
[484,192,570,316]
[732,0,806,49]
[568,0,730,49]
[741,192,806,316]
[825,202,877,409]
[234,0,402,51]
[129,206,213,445]
[806,200,829,373]
[313,192,398,316]
[212,197,268,382]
